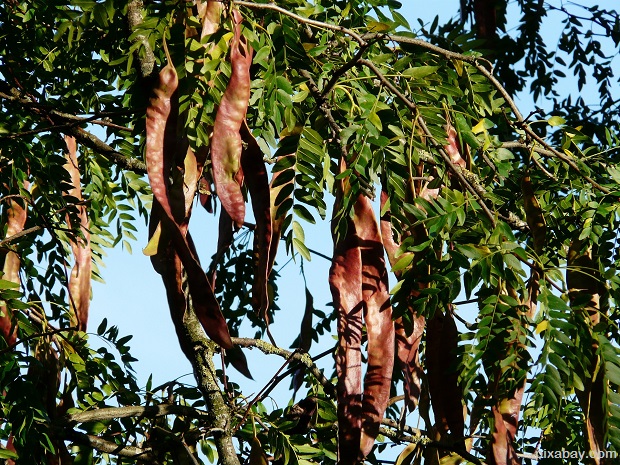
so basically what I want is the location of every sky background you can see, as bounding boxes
[85,0,618,460]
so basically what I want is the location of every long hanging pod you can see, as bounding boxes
[210,9,253,228]
[330,166,363,465]
[145,36,232,349]
[63,135,91,331]
[354,193,395,457]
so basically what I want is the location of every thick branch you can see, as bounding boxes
[64,404,210,425]
[127,0,156,81]
[171,305,240,465]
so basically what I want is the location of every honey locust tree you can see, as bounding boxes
[0,0,619,464]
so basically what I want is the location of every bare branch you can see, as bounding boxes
[59,428,154,460]
[231,337,336,398]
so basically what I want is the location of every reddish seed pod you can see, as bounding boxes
[240,123,272,319]
[380,190,424,412]
[64,135,91,331]
[330,170,363,465]
[145,41,232,349]
[211,9,253,228]
[0,185,28,346]
[354,194,395,458]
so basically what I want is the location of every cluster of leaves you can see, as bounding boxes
[1,0,620,464]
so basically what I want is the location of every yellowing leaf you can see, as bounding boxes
[143,221,162,256]
[547,116,565,126]
[395,443,418,465]
[367,20,391,32]
[535,320,549,334]
[368,111,382,131]
[472,119,487,134]
[249,437,268,465]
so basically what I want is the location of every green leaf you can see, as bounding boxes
[402,66,439,80]
[547,116,566,126]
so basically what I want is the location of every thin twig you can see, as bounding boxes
[358,58,497,227]
[233,0,367,45]
[231,337,335,398]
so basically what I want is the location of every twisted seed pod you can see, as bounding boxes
[145,40,232,349]
[211,9,253,228]
[354,193,395,458]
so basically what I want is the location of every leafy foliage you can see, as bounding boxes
[0,0,619,464]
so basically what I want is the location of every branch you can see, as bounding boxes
[0,88,146,173]
[364,33,609,194]
[63,125,146,173]
[63,404,210,425]
[378,426,488,465]
[358,58,498,227]
[170,304,241,465]
[0,225,42,247]
[58,428,154,460]
[233,0,367,45]
[127,0,156,81]
[226,2,609,194]
[231,337,336,398]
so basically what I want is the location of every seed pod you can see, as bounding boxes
[0,185,28,346]
[63,135,91,331]
[201,0,222,40]
[211,10,253,228]
[444,123,466,169]
[354,194,395,458]
[521,174,545,255]
[330,172,363,465]
[379,190,424,412]
[240,123,273,319]
[145,40,232,349]
[490,386,524,465]
[426,311,464,444]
